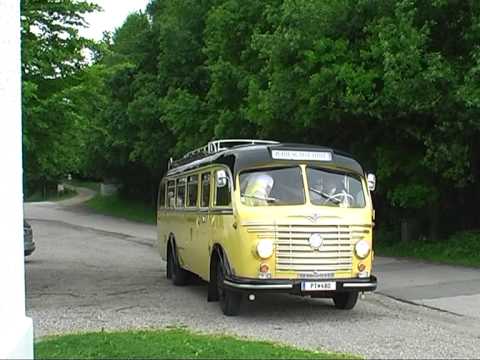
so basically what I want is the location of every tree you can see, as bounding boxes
[21,0,99,195]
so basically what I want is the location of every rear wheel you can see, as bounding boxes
[333,292,358,310]
[216,261,241,316]
[167,245,188,286]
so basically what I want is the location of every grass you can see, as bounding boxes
[375,231,480,268]
[86,194,156,224]
[26,188,77,202]
[35,328,356,359]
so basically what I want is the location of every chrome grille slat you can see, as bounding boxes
[277,260,352,265]
[276,246,352,252]
[277,251,352,258]
[276,233,350,239]
[276,239,352,246]
[276,264,352,271]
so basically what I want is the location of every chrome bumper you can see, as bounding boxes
[224,276,377,293]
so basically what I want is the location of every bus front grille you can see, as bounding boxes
[245,222,370,273]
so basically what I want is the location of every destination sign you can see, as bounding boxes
[271,150,332,161]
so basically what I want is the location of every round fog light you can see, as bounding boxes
[358,263,366,272]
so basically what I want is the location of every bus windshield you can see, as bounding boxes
[240,167,304,206]
[307,167,365,208]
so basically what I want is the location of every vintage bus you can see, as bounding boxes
[157,139,377,316]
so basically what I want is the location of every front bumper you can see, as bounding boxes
[224,275,377,295]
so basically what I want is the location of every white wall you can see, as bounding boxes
[0,1,34,358]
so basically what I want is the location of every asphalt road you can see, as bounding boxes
[24,193,480,359]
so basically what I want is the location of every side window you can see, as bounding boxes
[176,178,186,208]
[187,175,199,207]
[158,181,166,209]
[167,180,175,208]
[215,169,231,207]
[201,173,211,208]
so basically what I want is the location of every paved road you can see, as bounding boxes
[24,196,480,359]
[375,257,480,318]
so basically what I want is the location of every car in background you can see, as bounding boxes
[24,220,35,256]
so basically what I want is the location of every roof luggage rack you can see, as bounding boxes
[168,139,278,169]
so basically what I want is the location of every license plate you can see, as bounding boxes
[301,281,336,291]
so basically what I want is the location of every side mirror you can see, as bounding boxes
[367,173,376,192]
[216,170,228,188]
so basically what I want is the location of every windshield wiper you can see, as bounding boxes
[309,187,340,204]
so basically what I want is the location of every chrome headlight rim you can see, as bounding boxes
[355,240,371,259]
[256,239,274,259]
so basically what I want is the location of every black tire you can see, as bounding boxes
[333,292,359,310]
[167,244,188,286]
[216,260,241,316]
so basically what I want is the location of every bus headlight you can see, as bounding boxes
[257,240,274,259]
[355,240,370,259]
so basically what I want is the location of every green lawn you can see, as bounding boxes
[86,194,156,224]
[375,231,480,268]
[35,329,356,359]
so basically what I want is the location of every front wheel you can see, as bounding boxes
[333,292,358,310]
[216,261,242,316]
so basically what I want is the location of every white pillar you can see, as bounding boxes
[0,1,34,359]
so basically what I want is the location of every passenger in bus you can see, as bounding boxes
[243,173,274,206]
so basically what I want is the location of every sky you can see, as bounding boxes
[79,0,151,40]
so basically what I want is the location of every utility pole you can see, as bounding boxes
[0,1,34,358]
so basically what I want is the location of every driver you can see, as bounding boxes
[243,173,274,206]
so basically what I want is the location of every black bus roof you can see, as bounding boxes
[166,142,364,178]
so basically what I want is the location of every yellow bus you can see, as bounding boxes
[157,139,377,316]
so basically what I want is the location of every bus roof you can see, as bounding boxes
[166,141,365,179]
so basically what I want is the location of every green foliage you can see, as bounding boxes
[35,328,354,359]
[21,0,99,194]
